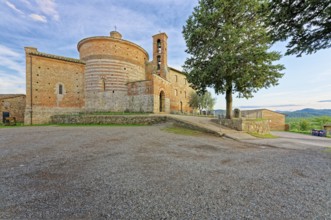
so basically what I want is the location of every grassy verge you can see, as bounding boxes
[163,125,205,136]
[0,122,25,128]
[248,132,278,139]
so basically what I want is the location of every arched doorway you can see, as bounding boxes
[159,91,165,112]
[180,101,183,113]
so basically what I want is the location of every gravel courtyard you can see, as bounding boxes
[1,124,330,219]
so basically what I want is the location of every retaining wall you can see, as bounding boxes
[219,118,270,134]
[51,115,167,125]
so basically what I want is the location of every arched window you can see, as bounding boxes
[59,84,63,95]
[157,39,161,53]
[175,75,178,82]
[101,78,106,91]
[175,89,178,96]
[157,55,161,70]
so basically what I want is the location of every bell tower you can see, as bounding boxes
[152,33,168,79]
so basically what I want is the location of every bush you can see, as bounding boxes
[299,120,309,131]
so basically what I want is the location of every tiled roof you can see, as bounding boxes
[0,94,26,99]
[28,51,85,64]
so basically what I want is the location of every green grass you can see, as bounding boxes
[248,132,278,139]
[0,122,25,128]
[163,125,205,136]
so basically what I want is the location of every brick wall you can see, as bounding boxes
[241,109,286,131]
[262,110,286,131]
[168,68,194,113]
[127,80,153,112]
[78,34,149,112]
[24,48,85,124]
[0,95,26,123]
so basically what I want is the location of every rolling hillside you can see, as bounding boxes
[278,109,331,118]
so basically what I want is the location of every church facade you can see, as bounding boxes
[24,31,195,124]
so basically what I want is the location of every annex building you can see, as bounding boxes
[24,31,194,124]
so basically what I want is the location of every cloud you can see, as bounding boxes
[318,100,331,103]
[35,0,59,21]
[5,0,24,14]
[0,45,24,73]
[0,45,25,94]
[19,0,32,7]
[0,45,20,57]
[0,70,25,94]
[29,13,47,23]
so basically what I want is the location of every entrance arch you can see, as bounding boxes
[159,91,165,112]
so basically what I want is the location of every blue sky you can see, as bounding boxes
[0,0,330,111]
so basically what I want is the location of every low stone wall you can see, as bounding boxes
[242,119,270,134]
[51,115,167,125]
[218,118,270,134]
[219,118,243,131]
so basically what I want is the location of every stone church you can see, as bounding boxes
[23,31,195,124]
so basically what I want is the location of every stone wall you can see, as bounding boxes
[242,119,270,134]
[0,95,26,123]
[127,80,154,112]
[51,115,167,125]
[261,110,286,131]
[241,109,286,131]
[25,106,83,124]
[168,68,194,114]
[25,47,85,125]
[152,74,171,113]
[78,33,149,112]
[219,118,270,134]
[22,32,196,124]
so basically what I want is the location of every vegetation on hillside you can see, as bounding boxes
[286,116,331,134]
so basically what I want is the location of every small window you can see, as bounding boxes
[102,78,106,91]
[175,75,178,82]
[59,84,63,94]
[175,89,178,96]
[157,55,161,70]
[184,91,187,98]
[157,39,161,53]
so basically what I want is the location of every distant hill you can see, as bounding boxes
[278,108,331,118]
[214,108,331,118]
[213,109,226,115]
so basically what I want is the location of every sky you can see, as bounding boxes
[0,0,330,112]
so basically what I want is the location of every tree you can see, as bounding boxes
[188,92,201,112]
[202,91,216,112]
[266,0,331,57]
[189,91,216,114]
[299,119,309,131]
[312,116,331,129]
[183,0,284,119]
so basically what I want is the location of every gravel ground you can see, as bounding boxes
[0,123,330,219]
